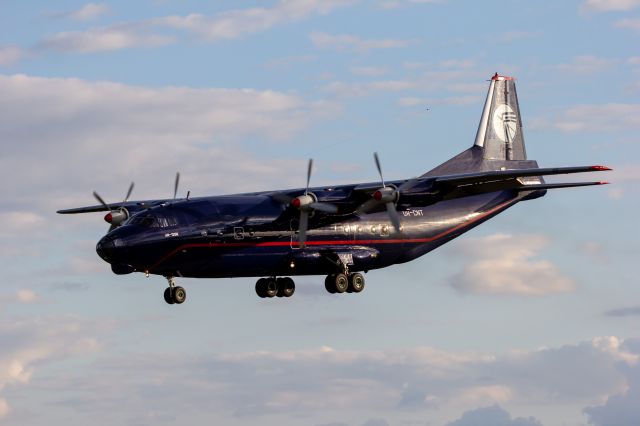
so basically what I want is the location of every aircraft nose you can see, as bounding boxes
[96,235,123,263]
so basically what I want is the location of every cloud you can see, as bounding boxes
[604,306,640,317]
[445,405,542,426]
[0,314,106,417]
[37,1,355,55]
[379,0,446,9]
[449,234,575,296]
[157,0,355,41]
[310,32,415,52]
[553,55,615,75]
[21,336,634,421]
[583,338,640,425]
[66,3,109,21]
[350,66,390,77]
[38,25,174,53]
[581,0,640,12]
[0,74,336,216]
[532,103,640,133]
[614,18,640,31]
[323,68,484,98]
[0,46,23,66]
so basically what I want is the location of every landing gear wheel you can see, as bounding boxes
[163,287,175,304]
[277,277,295,297]
[255,278,267,298]
[172,286,186,304]
[348,273,365,293]
[265,278,278,298]
[325,275,336,294]
[334,273,349,294]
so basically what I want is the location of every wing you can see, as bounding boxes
[57,199,172,215]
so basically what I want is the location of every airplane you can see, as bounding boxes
[58,73,611,305]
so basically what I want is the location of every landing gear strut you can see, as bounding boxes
[255,277,296,298]
[164,276,186,305]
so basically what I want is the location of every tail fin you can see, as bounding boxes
[474,73,526,161]
[422,73,534,177]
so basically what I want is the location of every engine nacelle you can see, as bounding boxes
[104,209,128,226]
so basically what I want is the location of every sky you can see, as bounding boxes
[0,0,639,425]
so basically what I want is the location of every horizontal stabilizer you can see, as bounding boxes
[516,181,609,191]
[435,165,611,187]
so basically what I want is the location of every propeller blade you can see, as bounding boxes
[356,198,379,215]
[309,202,338,214]
[374,152,385,188]
[93,191,110,211]
[386,202,401,231]
[173,172,180,200]
[298,210,309,248]
[121,182,135,207]
[305,159,313,196]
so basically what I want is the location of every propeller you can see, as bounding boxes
[357,152,401,231]
[276,159,338,247]
[173,172,180,200]
[93,181,135,228]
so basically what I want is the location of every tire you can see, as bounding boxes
[349,273,365,293]
[280,277,295,297]
[325,275,336,294]
[173,286,187,304]
[265,278,278,298]
[334,273,349,293]
[255,278,267,298]
[163,287,174,304]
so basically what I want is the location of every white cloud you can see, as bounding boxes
[15,289,38,304]
[310,32,415,52]
[554,55,615,75]
[533,103,640,133]
[323,68,485,98]
[67,3,109,21]
[38,1,355,54]
[449,233,575,296]
[0,74,336,215]
[615,18,640,31]
[350,66,390,77]
[15,336,633,421]
[0,398,9,419]
[39,26,174,53]
[446,405,542,426]
[379,0,446,9]
[0,45,23,66]
[581,0,640,12]
[0,315,105,417]
[584,338,640,425]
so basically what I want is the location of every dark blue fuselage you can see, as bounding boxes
[96,186,533,279]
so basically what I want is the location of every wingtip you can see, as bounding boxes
[598,181,610,185]
[591,165,612,171]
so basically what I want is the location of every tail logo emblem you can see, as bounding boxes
[492,104,518,142]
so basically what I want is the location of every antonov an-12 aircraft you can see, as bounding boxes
[59,74,610,305]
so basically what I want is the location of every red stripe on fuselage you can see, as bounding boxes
[147,198,517,272]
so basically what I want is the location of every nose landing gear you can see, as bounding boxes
[164,276,186,305]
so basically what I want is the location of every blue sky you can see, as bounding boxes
[0,1,639,425]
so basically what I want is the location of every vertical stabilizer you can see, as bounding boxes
[474,73,527,161]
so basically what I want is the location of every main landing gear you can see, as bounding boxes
[254,273,366,299]
[163,276,186,305]
[324,272,365,294]
[255,277,296,298]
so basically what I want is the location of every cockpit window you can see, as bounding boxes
[130,214,177,228]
